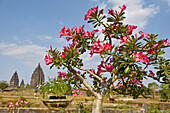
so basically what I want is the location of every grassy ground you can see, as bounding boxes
[0,89,169,109]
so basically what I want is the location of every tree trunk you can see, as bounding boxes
[92,95,103,113]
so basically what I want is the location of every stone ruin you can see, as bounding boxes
[10,71,19,88]
[3,63,45,91]
[3,71,19,91]
[20,79,24,88]
[30,63,45,89]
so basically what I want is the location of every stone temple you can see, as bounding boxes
[20,79,24,88]
[30,63,45,89]
[10,71,19,88]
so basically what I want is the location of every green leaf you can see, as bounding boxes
[50,64,54,69]
[87,20,95,23]
[124,66,130,73]
[94,24,98,28]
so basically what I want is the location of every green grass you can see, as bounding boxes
[103,105,133,109]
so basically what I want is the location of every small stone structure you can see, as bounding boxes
[10,71,19,88]
[20,79,24,88]
[30,63,45,89]
[3,71,19,91]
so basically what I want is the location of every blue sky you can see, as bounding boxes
[0,0,170,86]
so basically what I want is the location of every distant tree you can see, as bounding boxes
[0,80,9,90]
[148,82,159,99]
[161,84,170,101]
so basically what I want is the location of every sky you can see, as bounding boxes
[0,0,170,86]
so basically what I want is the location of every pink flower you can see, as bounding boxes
[119,5,126,11]
[44,55,53,65]
[139,47,145,50]
[104,43,113,50]
[106,64,114,72]
[134,52,150,65]
[108,9,114,15]
[84,6,98,21]
[131,78,140,85]
[149,70,155,76]
[60,26,66,38]
[50,45,53,51]
[72,89,77,93]
[126,25,137,35]
[139,31,150,39]
[99,9,103,15]
[80,92,84,95]
[120,36,129,43]
[74,93,78,97]
[160,38,169,46]
[142,90,148,94]
[147,49,155,54]
[73,25,85,34]
[60,52,66,58]
[104,77,107,81]
[110,58,114,63]
[58,72,67,78]
[15,102,19,106]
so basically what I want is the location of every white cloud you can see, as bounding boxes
[104,0,160,29]
[92,0,99,2]
[37,35,53,40]
[99,2,107,9]
[58,21,64,25]
[0,42,48,66]
[166,0,170,7]
[80,51,101,69]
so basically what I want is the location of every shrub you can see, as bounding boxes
[0,81,8,90]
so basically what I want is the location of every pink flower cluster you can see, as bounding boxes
[147,49,155,54]
[149,70,155,76]
[72,89,84,97]
[97,61,114,74]
[160,38,169,46]
[131,78,143,87]
[7,100,28,111]
[134,52,150,65]
[60,25,99,41]
[89,39,113,57]
[139,31,150,39]
[58,72,67,78]
[84,6,98,21]
[120,36,130,43]
[15,100,28,107]
[131,78,140,85]
[8,102,14,108]
[44,55,53,65]
[59,40,80,58]
[108,5,126,15]
[126,25,137,35]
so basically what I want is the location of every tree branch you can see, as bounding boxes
[76,66,103,82]
[62,63,98,97]
[100,53,108,67]
[75,84,88,91]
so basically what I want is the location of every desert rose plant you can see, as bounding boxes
[7,100,28,113]
[45,5,170,113]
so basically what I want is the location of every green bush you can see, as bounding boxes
[0,95,3,100]
[161,90,170,101]
[0,80,8,90]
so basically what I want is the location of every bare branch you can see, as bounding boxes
[75,84,88,91]
[111,88,131,95]
[100,53,108,67]
[62,63,98,96]
[76,66,103,82]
